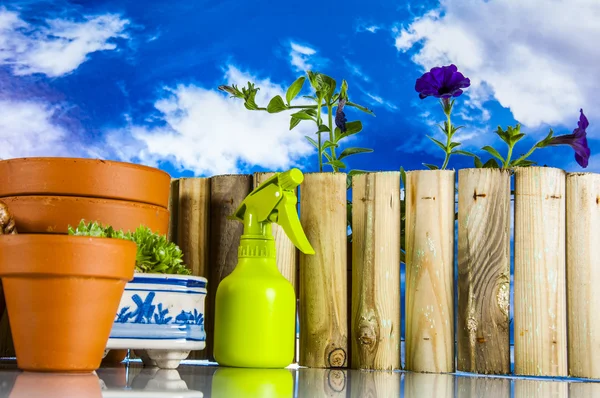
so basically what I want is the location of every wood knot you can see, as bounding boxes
[421,196,435,200]
[326,369,346,392]
[358,325,377,347]
[477,337,486,344]
[473,190,486,200]
[546,194,561,199]
[327,348,347,367]
[597,196,599,205]
[423,337,430,341]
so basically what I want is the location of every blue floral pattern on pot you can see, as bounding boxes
[106,274,207,351]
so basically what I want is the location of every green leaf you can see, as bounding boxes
[322,151,332,162]
[427,136,448,152]
[449,142,462,150]
[267,95,287,113]
[317,124,330,133]
[305,136,318,149]
[400,166,407,188]
[510,158,537,167]
[319,74,337,101]
[339,80,348,100]
[305,108,318,117]
[290,117,301,130]
[423,163,439,170]
[452,150,478,158]
[347,169,367,189]
[286,76,306,105]
[338,147,373,160]
[337,121,363,142]
[290,110,315,121]
[325,159,347,169]
[346,101,375,116]
[474,156,484,168]
[323,140,338,150]
[482,158,500,168]
[482,146,505,163]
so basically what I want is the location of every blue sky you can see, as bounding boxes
[0,0,598,177]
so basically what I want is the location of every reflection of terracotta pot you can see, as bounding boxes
[101,349,128,365]
[9,372,102,398]
[0,157,171,208]
[0,234,136,372]
[1,196,169,234]
[96,362,128,388]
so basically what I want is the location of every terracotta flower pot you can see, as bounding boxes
[0,157,171,208]
[0,234,136,373]
[0,196,169,234]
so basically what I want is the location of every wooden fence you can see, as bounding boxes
[168,167,600,379]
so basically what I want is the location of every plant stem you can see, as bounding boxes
[316,97,323,172]
[441,110,453,170]
[511,145,539,167]
[327,104,338,171]
[503,145,514,169]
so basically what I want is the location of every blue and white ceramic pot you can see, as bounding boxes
[105,273,207,369]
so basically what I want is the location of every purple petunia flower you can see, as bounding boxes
[546,109,591,168]
[415,64,471,100]
[335,97,347,133]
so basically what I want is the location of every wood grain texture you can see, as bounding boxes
[349,370,400,398]
[569,381,600,398]
[206,174,252,361]
[456,376,510,398]
[167,178,180,243]
[299,173,348,368]
[177,177,211,360]
[253,172,298,290]
[514,379,567,398]
[405,170,455,373]
[297,368,347,397]
[566,172,600,378]
[457,168,511,374]
[350,172,401,370]
[514,167,567,376]
[404,372,454,398]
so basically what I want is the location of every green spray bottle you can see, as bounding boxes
[213,168,314,368]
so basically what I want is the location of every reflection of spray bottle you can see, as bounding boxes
[213,168,314,368]
[211,368,293,398]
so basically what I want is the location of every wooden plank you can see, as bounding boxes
[167,178,180,243]
[299,172,348,368]
[457,168,511,374]
[206,174,252,361]
[297,368,347,397]
[514,166,567,376]
[456,376,510,398]
[514,379,568,398]
[177,177,211,360]
[404,372,454,398]
[566,172,600,378]
[405,170,455,373]
[350,172,401,370]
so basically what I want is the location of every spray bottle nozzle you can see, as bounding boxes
[232,168,314,256]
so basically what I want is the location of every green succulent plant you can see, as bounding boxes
[67,219,191,275]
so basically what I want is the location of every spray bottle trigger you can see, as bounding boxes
[276,191,315,255]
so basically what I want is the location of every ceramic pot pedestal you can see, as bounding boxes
[105,274,207,369]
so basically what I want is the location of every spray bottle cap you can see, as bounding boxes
[231,168,315,258]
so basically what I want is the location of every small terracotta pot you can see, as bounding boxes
[9,372,103,398]
[0,157,171,208]
[1,196,169,234]
[0,234,136,373]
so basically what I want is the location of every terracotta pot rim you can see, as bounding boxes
[0,194,169,208]
[0,234,136,280]
[0,156,170,177]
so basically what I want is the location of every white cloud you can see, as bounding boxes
[98,65,315,176]
[0,7,129,77]
[356,22,381,34]
[0,100,73,159]
[289,41,326,72]
[394,0,600,132]
[364,91,398,111]
[345,58,370,82]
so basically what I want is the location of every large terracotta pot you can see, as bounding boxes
[1,196,169,234]
[0,234,136,372]
[0,157,171,207]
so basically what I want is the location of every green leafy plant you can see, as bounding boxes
[218,71,375,173]
[67,219,191,275]
[219,71,377,240]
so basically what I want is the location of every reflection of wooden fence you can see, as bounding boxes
[166,167,599,379]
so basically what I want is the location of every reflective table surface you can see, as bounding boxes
[0,360,598,397]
